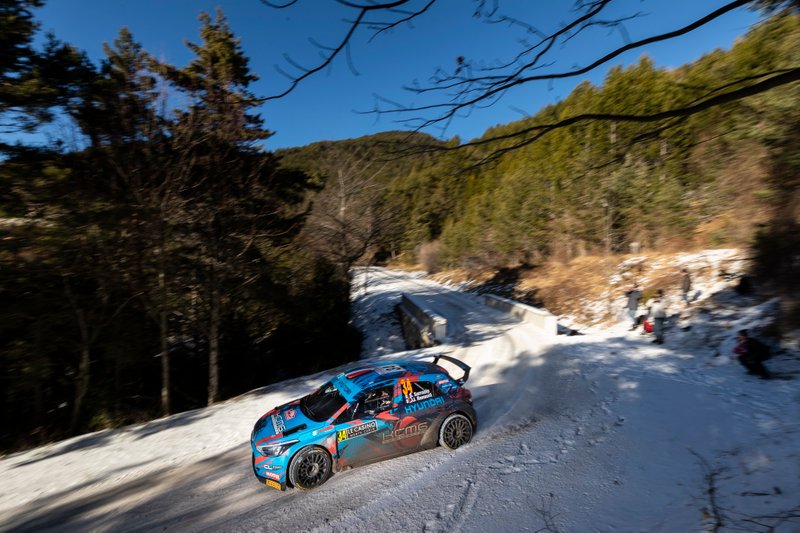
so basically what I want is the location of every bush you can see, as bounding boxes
[418,240,441,273]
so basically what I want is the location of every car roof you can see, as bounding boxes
[332,360,447,399]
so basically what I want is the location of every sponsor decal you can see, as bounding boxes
[265,479,282,490]
[265,472,281,481]
[285,408,297,420]
[382,422,429,444]
[437,378,449,385]
[405,389,433,404]
[337,421,378,441]
[404,396,445,414]
[271,414,285,434]
[374,364,404,375]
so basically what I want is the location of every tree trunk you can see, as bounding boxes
[160,304,170,416]
[208,274,220,405]
[158,227,171,416]
[69,338,91,433]
[63,275,92,434]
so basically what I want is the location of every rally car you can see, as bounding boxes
[250,355,476,491]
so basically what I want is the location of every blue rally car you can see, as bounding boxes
[250,355,476,491]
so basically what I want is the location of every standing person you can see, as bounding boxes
[680,268,692,304]
[648,289,669,344]
[624,283,642,330]
[734,329,772,379]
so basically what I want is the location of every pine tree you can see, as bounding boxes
[171,9,306,404]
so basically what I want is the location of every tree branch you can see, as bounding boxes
[419,66,800,166]
[372,0,753,124]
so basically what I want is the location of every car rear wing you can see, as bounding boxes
[432,354,471,385]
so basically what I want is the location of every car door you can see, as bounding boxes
[389,379,446,451]
[334,385,398,467]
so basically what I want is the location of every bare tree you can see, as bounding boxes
[301,144,393,275]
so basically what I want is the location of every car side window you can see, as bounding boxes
[350,385,393,419]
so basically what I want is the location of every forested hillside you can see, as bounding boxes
[282,11,799,319]
[1,3,797,452]
[285,13,798,266]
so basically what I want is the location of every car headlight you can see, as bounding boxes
[256,439,299,457]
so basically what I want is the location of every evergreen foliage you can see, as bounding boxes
[0,4,797,451]
[283,13,798,273]
[0,4,359,450]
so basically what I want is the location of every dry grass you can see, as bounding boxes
[516,256,620,318]
[426,249,737,326]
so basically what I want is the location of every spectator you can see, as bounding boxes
[648,289,669,344]
[733,329,771,379]
[736,275,752,295]
[624,283,642,330]
[680,268,692,304]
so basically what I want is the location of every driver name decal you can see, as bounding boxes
[405,389,433,404]
[337,421,378,441]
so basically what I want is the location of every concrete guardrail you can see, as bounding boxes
[398,294,448,348]
[483,293,557,336]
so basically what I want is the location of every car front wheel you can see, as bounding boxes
[439,413,473,450]
[288,446,332,490]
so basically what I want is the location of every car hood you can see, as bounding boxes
[252,401,321,444]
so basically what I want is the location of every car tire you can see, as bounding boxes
[439,413,473,450]
[288,446,332,490]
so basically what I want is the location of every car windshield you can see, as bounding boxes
[300,381,347,422]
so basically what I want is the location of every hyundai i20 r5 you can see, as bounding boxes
[250,355,477,491]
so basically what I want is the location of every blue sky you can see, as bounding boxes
[32,1,761,149]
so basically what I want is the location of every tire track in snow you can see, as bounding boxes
[423,479,480,533]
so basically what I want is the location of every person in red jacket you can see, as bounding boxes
[647,289,669,344]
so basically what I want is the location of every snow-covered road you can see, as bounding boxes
[1,266,798,532]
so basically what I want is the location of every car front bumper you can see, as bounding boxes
[251,451,289,491]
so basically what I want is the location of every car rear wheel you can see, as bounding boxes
[439,413,473,450]
[288,446,332,490]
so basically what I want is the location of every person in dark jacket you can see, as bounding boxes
[624,283,642,330]
[680,268,692,304]
[734,329,771,379]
